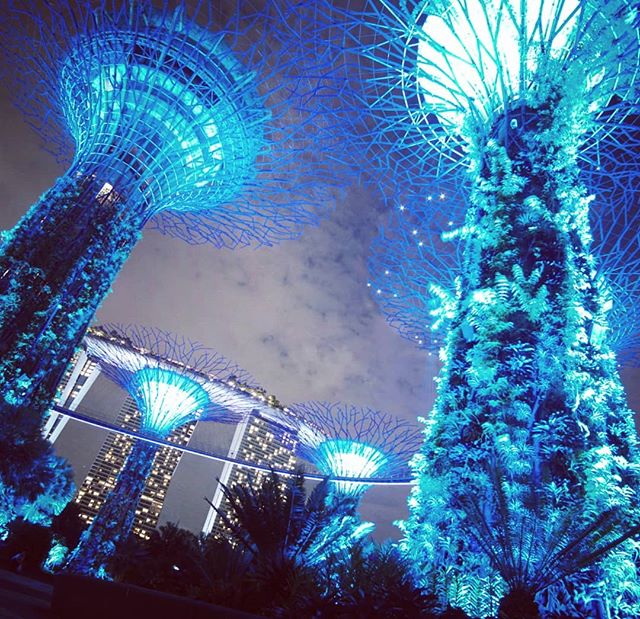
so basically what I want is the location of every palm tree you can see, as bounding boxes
[108,524,198,592]
[191,533,252,608]
[326,543,439,618]
[108,523,250,606]
[207,468,372,616]
[458,463,640,618]
[208,469,369,567]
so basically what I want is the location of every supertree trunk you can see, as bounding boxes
[403,89,640,616]
[64,439,159,576]
[0,169,144,422]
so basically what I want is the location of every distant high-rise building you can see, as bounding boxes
[202,414,298,538]
[73,396,196,539]
[43,350,100,443]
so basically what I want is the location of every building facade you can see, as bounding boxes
[72,396,196,539]
[202,414,298,537]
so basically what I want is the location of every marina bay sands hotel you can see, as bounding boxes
[44,328,300,540]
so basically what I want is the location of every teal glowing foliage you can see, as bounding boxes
[0,403,75,538]
[0,466,74,538]
[0,177,143,415]
[207,469,371,569]
[369,172,640,366]
[400,116,640,616]
[458,463,640,617]
[44,541,69,573]
[65,439,159,576]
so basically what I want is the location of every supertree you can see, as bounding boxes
[292,402,422,561]
[0,0,342,423]
[299,1,640,615]
[293,402,422,497]
[64,324,260,576]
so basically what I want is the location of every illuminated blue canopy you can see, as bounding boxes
[294,0,640,196]
[84,324,261,437]
[60,11,265,217]
[417,0,585,133]
[129,367,210,436]
[316,439,389,495]
[1,0,345,248]
[293,402,422,495]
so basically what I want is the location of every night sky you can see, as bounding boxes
[1,13,639,541]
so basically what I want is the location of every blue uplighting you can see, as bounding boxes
[60,21,266,215]
[316,439,389,495]
[129,367,210,436]
[0,0,343,431]
[293,402,422,496]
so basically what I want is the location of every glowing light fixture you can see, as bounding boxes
[317,439,389,494]
[293,402,422,497]
[129,368,210,436]
[417,0,582,131]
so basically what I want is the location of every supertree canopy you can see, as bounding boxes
[368,194,465,356]
[293,402,422,496]
[301,0,640,615]
[0,0,342,423]
[369,188,640,366]
[64,324,258,576]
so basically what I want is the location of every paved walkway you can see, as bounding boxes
[0,569,53,619]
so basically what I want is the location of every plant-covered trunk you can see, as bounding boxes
[0,169,145,421]
[64,439,159,577]
[403,87,640,617]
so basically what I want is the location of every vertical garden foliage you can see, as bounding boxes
[292,0,640,613]
[0,175,142,417]
[0,405,74,536]
[402,67,640,616]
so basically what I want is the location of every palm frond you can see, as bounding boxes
[459,462,640,599]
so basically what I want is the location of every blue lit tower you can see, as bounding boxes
[0,0,338,421]
[305,1,640,615]
[64,324,259,576]
[293,402,422,497]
